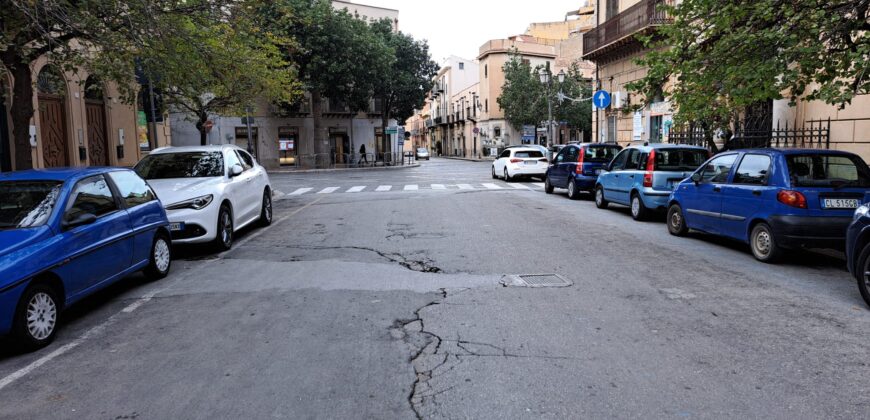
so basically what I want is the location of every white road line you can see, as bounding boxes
[289,188,312,196]
[532,183,545,188]
[457,184,474,190]
[346,186,366,193]
[431,184,446,190]
[376,185,392,192]
[510,183,531,190]
[404,184,419,191]
[482,183,502,190]
[318,187,340,194]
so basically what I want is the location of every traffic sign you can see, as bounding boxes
[385,126,399,134]
[593,90,611,109]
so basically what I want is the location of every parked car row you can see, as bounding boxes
[0,145,272,350]
[542,143,870,308]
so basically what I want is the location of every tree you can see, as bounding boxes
[498,54,546,134]
[553,64,593,142]
[629,0,870,151]
[0,0,228,169]
[370,19,439,154]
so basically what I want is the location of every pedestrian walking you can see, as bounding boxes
[358,143,368,165]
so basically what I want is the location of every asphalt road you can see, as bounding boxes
[1,158,868,419]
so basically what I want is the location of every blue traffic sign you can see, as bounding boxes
[593,90,611,109]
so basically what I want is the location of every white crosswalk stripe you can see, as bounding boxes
[318,187,340,194]
[404,184,419,191]
[347,186,366,193]
[457,184,474,190]
[289,188,313,196]
[510,183,531,190]
[376,185,392,192]
[482,183,502,190]
[431,184,446,190]
[532,183,545,188]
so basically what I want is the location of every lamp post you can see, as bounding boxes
[539,68,553,148]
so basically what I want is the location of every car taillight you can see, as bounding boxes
[575,148,585,174]
[510,158,522,163]
[778,190,807,209]
[643,149,656,187]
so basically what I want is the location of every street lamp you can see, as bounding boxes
[539,69,553,148]
[558,69,566,84]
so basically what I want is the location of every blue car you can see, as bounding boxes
[545,143,622,199]
[668,149,870,262]
[0,168,171,350]
[845,204,870,308]
[595,144,709,220]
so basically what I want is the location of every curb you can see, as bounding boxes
[268,163,420,174]
[440,156,493,162]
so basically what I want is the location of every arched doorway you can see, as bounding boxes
[37,66,69,168]
[84,76,110,166]
[0,82,11,172]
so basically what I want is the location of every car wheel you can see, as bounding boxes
[630,193,648,221]
[259,189,273,226]
[855,245,870,308]
[750,223,782,263]
[12,283,60,351]
[567,179,580,200]
[504,168,512,182]
[214,204,234,251]
[492,166,497,179]
[544,177,554,194]
[144,232,172,280]
[595,186,608,209]
[667,204,688,236]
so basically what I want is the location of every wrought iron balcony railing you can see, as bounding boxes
[583,0,673,59]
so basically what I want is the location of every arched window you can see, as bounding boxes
[36,66,66,97]
[84,76,105,101]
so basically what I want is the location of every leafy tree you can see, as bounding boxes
[0,0,228,169]
[553,64,593,142]
[370,19,439,154]
[629,0,870,151]
[498,54,546,134]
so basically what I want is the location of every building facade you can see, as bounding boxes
[427,56,479,157]
[1,56,171,172]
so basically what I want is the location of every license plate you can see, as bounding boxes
[822,199,860,209]
[525,161,536,165]
[169,222,185,232]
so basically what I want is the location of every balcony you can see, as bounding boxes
[582,0,673,61]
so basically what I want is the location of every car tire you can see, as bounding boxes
[667,204,688,236]
[595,186,608,209]
[259,189,273,227]
[750,223,782,263]
[567,179,580,200]
[143,232,172,280]
[504,168,512,182]
[12,283,60,351]
[214,204,234,252]
[855,244,870,308]
[630,193,649,221]
[492,166,497,179]
[544,177,554,194]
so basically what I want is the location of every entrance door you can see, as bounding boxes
[39,94,69,168]
[85,100,109,166]
[329,132,348,164]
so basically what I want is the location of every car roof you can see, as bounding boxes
[508,147,543,152]
[149,144,242,154]
[727,148,860,157]
[0,167,128,182]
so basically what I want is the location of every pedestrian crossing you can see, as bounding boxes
[280,182,543,197]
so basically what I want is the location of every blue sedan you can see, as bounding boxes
[667,149,870,262]
[0,168,171,350]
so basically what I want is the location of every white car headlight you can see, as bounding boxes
[166,194,214,211]
[854,204,870,221]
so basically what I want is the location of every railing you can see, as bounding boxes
[669,119,831,151]
[583,0,673,57]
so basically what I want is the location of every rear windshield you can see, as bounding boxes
[514,151,544,158]
[654,149,708,171]
[0,181,63,229]
[585,146,620,162]
[417,148,427,152]
[787,154,870,188]
[135,152,225,179]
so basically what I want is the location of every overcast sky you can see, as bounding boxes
[357,0,590,63]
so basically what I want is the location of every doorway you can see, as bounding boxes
[329,129,349,164]
[84,77,110,166]
[0,83,10,172]
[37,66,69,168]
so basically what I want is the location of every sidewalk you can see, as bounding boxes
[268,162,420,174]
[439,156,493,162]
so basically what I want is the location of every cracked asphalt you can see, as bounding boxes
[1,158,869,419]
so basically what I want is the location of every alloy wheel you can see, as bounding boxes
[26,292,57,341]
[631,197,641,218]
[263,194,273,223]
[221,210,233,246]
[596,189,603,205]
[154,238,171,273]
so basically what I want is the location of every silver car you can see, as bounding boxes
[416,148,430,160]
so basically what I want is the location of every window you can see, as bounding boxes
[459,62,464,70]
[555,151,566,163]
[108,171,156,208]
[585,146,620,162]
[135,152,224,179]
[499,150,511,159]
[485,99,489,113]
[514,151,544,158]
[225,149,242,172]
[0,181,63,228]
[236,150,255,171]
[626,149,641,170]
[653,149,709,171]
[700,154,738,183]
[786,154,870,188]
[278,127,298,166]
[733,154,772,185]
[485,65,488,78]
[235,127,258,156]
[610,149,629,170]
[65,176,118,221]
[493,126,501,138]
[564,147,579,162]
[606,0,619,20]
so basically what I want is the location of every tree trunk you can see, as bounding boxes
[310,91,328,158]
[381,112,389,157]
[9,61,36,170]
[195,112,208,146]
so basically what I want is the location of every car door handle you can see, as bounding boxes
[752,190,762,196]
[713,186,721,192]
[628,175,634,178]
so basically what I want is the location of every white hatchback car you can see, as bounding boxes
[492,147,548,181]
[134,145,272,250]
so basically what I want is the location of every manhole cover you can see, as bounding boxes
[501,274,573,288]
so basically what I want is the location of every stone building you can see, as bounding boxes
[426,56,480,157]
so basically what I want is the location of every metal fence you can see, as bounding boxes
[284,152,412,170]
[669,118,831,151]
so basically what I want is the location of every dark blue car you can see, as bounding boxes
[545,143,622,199]
[846,204,870,307]
[0,168,171,350]
[667,149,870,262]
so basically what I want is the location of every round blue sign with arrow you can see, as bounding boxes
[593,90,611,109]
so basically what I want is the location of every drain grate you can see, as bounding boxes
[502,274,573,288]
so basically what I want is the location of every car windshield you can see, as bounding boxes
[0,181,63,229]
[787,154,870,188]
[654,149,708,171]
[135,152,225,179]
[585,146,621,162]
[417,148,427,153]
[514,151,544,158]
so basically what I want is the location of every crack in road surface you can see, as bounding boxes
[252,245,443,273]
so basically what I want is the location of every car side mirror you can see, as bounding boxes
[63,213,97,230]
[230,164,244,177]
[691,172,702,184]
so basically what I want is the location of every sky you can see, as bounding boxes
[356,0,590,64]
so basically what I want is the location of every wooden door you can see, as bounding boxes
[86,100,109,166]
[38,94,69,167]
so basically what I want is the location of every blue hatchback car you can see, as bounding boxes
[595,144,709,220]
[0,168,171,350]
[668,149,870,262]
[545,143,622,199]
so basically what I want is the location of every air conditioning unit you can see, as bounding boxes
[612,91,624,109]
